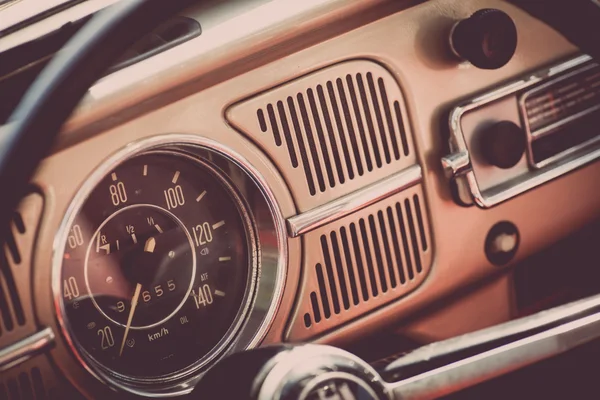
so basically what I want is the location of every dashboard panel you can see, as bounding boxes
[0,0,599,397]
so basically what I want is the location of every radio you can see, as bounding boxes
[522,63,600,168]
[442,55,600,208]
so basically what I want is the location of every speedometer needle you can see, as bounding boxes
[119,283,142,357]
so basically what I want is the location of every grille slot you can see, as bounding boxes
[256,71,410,195]
[293,186,431,339]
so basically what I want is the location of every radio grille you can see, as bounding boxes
[288,186,432,340]
[227,61,417,211]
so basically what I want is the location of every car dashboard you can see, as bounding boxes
[0,0,599,398]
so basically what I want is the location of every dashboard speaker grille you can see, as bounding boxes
[0,367,46,400]
[227,60,417,211]
[0,193,44,348]
[0,355,82,400]
[255,73,410,195]
[289,185,432,340]
[0,212,27,335]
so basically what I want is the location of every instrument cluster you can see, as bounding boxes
[52,139,286,395]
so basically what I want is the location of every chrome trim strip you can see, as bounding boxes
[531,135,600,170]
[286,164,422,237]
[480,146,600,206]
[385,293,600,373]
[0,328,55,372]
[443,54,600,208]
[387,294,600,399]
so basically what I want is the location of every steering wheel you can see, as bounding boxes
[3,0,600,399]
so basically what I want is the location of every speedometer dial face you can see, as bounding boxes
[58,152,254,380]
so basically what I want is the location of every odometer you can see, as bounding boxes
[57,151,255,382]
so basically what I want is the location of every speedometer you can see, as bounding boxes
[56,150,256,386]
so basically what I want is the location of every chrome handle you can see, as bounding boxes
[385,293,600,399]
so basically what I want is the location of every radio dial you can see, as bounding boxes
[450,9,518,69]
[481,121,526,169]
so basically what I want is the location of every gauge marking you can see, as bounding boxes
[172,171,180,184]
[116,240,120,250]
[143,164,148,176]
[219,256,231,262]
[196,190,207,202]
[97,244,110,254]
[120,283,142,356]
[111,172,117,181]
[155,224,163,234]
[214,290,226,297]
[144,237,156,253]
[212,220,225,230]
[131,234,138,244]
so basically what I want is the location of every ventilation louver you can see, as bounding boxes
[0,356,82,400]
[287,185,432,341]
[0,195,73,398]
[227,60,417,211]
[0,193,43,347]
[0,212,27,336]
[0,367,47,400]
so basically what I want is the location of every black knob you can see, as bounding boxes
[451,9,518,69]
[481,121,526,169]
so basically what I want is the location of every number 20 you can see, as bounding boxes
[98,326,114,350]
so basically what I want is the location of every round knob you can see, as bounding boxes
[481,121,525,169]
[451,9,518,69]
[485,221,520,266]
